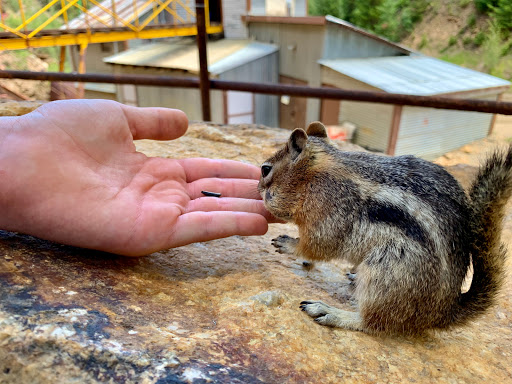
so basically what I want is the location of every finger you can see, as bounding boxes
[167,212,268,248]
[178,158,260,182]
[186,197,274,221]
[122,105,189,141]
[187,178,261,200]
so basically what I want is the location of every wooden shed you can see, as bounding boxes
[245,15,412,129]
[104,38,279,126]
[319,55,510,159]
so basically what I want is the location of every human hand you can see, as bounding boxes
[0,99,271,256]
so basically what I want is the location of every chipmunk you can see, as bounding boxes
[258,121,512,336]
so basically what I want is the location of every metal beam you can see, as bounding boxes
[1,69,512,115]
[0,25,223,50]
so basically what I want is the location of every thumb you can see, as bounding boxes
[122,104,189,141]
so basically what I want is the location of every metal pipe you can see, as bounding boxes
[1,69,512,115]
[211,80,512,115]
[195,0,211,121]
[0,70,201,87]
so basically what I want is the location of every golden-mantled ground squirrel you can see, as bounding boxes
[258,122,512,336]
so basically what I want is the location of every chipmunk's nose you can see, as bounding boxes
[265,190,272,201]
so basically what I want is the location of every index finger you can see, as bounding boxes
[177,158,260,182]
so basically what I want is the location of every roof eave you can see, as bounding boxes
[242,15,327,25]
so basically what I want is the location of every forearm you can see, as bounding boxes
[0,117,21,231]
[0,116,38,233]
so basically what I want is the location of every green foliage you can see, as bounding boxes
[474,31,486,46]
[1,0,80,30]
[309,0,342,18]
[418,34,429,50]
[467,14,477,29]
[463,37,474,47]
[348,0,382,29]
[439,51,482,68]
[474,0,499,13]
[309,0,430,42]
[491,0,512,33]
[482,21,508,75]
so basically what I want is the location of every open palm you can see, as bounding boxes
[0,99,269,256]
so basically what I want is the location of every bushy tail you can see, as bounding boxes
[454,145,512,324]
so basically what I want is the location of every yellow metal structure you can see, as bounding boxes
[0,0,222,50]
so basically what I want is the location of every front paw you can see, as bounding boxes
[346,271,357,282]
[271,235,298,254]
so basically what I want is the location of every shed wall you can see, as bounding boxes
[395,94,497,159]
[322,66,392,152]
[219,52,279,127]
[340,102,394,152]
[248,23,324,82]
[110,51,278,126]
[323,24,406,59]
[222,0,248,38]
[248,22,325,122]
[112,65,223,122]
[73,42,124,74]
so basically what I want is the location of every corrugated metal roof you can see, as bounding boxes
[63,0,154,30]
[319,55,510,96]
[103,39,278,75]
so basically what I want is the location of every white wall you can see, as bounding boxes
[222,0,248,38]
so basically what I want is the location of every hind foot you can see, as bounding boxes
[300,300,363,331]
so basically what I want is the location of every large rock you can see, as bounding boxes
[1,117,511,383]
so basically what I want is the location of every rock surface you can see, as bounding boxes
[1,110,512,383]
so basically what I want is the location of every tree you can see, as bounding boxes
[492,0,512,33]
[309,0,345,19]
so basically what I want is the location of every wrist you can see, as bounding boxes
[0,117,28,232]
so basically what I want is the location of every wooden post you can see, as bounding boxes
[196,0,211,121]
[58,46,66,72]
[387,105,402,156]
[488,93,503,136]
[77,43,88,98]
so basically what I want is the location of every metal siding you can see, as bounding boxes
[105,39,278,75]
[220,52,279,127]
[66,0,197,29]
[115,65,212,121]
[250,0,266,15]
[222,0,248,38]
[340,101,393,152]
[395,106,493,159]
[248,23,324,82]
[321,67,382,92]
[321,65,393,152]
[294,0,307,16]
[319,56,510,95]
[323,24,405,59]
[248,23,324,123]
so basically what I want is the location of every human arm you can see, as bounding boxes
[0,99,270,256]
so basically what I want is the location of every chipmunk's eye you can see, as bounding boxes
[261,165,272,177]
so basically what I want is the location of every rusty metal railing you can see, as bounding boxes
[0,0,511,118]
[0,69,511,116]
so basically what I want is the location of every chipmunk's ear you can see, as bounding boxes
[289,128,308,160]
[306,121,328,138]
